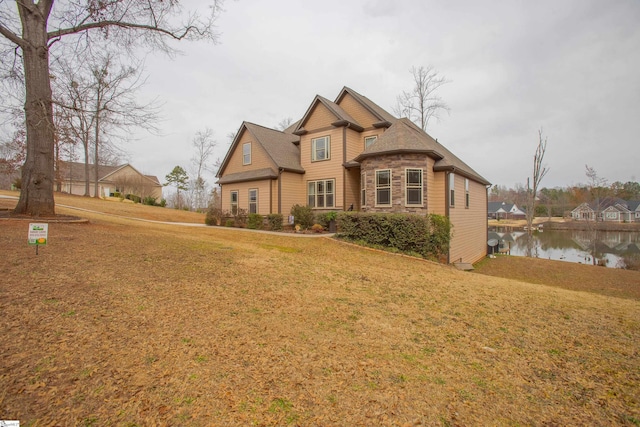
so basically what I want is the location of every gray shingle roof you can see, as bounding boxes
[244,123,303,173]
[355,118,490,185]
[217,168,278,185]
[58,161,122,182]
[217,122,304,179]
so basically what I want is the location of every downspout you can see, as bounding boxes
[277,168,283,214]
[343,126,347,211]
[445,171,450,264]
[486,184,491,258]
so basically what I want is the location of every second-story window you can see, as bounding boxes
[364,135,378,149]
[312,136,330,162]
[449,173,455,207]
[243,143,251,165]
[465,178,470,208]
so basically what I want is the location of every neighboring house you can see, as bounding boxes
[216,86,491,264]
[57,161,162,200]
[571,198,638,222]
[628,201,640,221]
[488,201,526,219]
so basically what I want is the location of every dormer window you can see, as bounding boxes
[243,143,251,165]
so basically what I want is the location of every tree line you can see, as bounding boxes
[491,173,640,217]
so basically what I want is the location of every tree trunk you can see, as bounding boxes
[83,144,90,196]
[93,106,100,198]
[13,2,55,216]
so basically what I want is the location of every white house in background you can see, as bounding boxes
[488,201,526,219]
[57,161,163,200]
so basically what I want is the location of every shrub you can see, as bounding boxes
[267,213,284,231]
[311,223,324,233]
[224,219,234,227]
[247,213,264,230]
[234,208,248,227]
[126,194,141,203]
[159,198,167,207]
[314,211,337,229]
[12,178,21,190]
[290,204,314,230]
[336,212,452,261]
[142,196,156,206]
[205,206,223,226]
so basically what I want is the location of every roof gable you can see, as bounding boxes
[335,86,396,127]
[217,121,303,178]
[293,95,363,135]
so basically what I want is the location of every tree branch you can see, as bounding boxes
[48,19,199,41]
[0,22,25,47]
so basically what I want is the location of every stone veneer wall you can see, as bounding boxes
[360,153,431,214]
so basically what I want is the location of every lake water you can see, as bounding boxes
[488,227,640,270]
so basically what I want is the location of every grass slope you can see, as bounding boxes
[1,192,639,425]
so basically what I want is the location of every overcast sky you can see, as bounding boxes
[126,0,640,191]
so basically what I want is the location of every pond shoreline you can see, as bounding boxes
[489,217,640,232]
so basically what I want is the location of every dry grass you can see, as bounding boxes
[474,255,640,301]
[1,191,639,426]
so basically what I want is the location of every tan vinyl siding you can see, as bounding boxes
[300,128,344,210]
[345,128,363,162]
[344,168,360,210]
[279,172,305,215]
[303,103,336,131]
[448,178,488,264]
[428,171,446,215]
[223,131,274,175]
[221,180,273,216]
[336,92,380,128]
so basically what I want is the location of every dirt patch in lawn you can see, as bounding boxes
[1,193,639,426]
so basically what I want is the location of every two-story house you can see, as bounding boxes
[216,87,491,264]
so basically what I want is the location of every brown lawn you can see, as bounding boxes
[474,255,640,301]
[1,191,639,426]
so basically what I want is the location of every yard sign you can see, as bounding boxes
[28,223,48,255]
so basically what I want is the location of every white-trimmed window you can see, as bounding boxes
[361,172,366,207]
[405,168,423,206]
[230,190,239,215]
[465,178,470,208]
[308,179,334,208]
[364,135,378,148]
[449,173,455,207]
[376,169,391,206]
[311,136,330,162]
[243,143,251,165]
[249,189,258,214]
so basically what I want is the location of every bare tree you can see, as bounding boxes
[0,122,25,189]
[190,128,217,211]
[275,117,293,131]
[394,65,450,131]
[0,0,223,216]
[582,165,609,265]
[525,129,549,233]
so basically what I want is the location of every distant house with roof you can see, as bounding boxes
[571,198,640,222]
[57,161,163,201]
[487,201,526,220]
[216,86,491,264]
